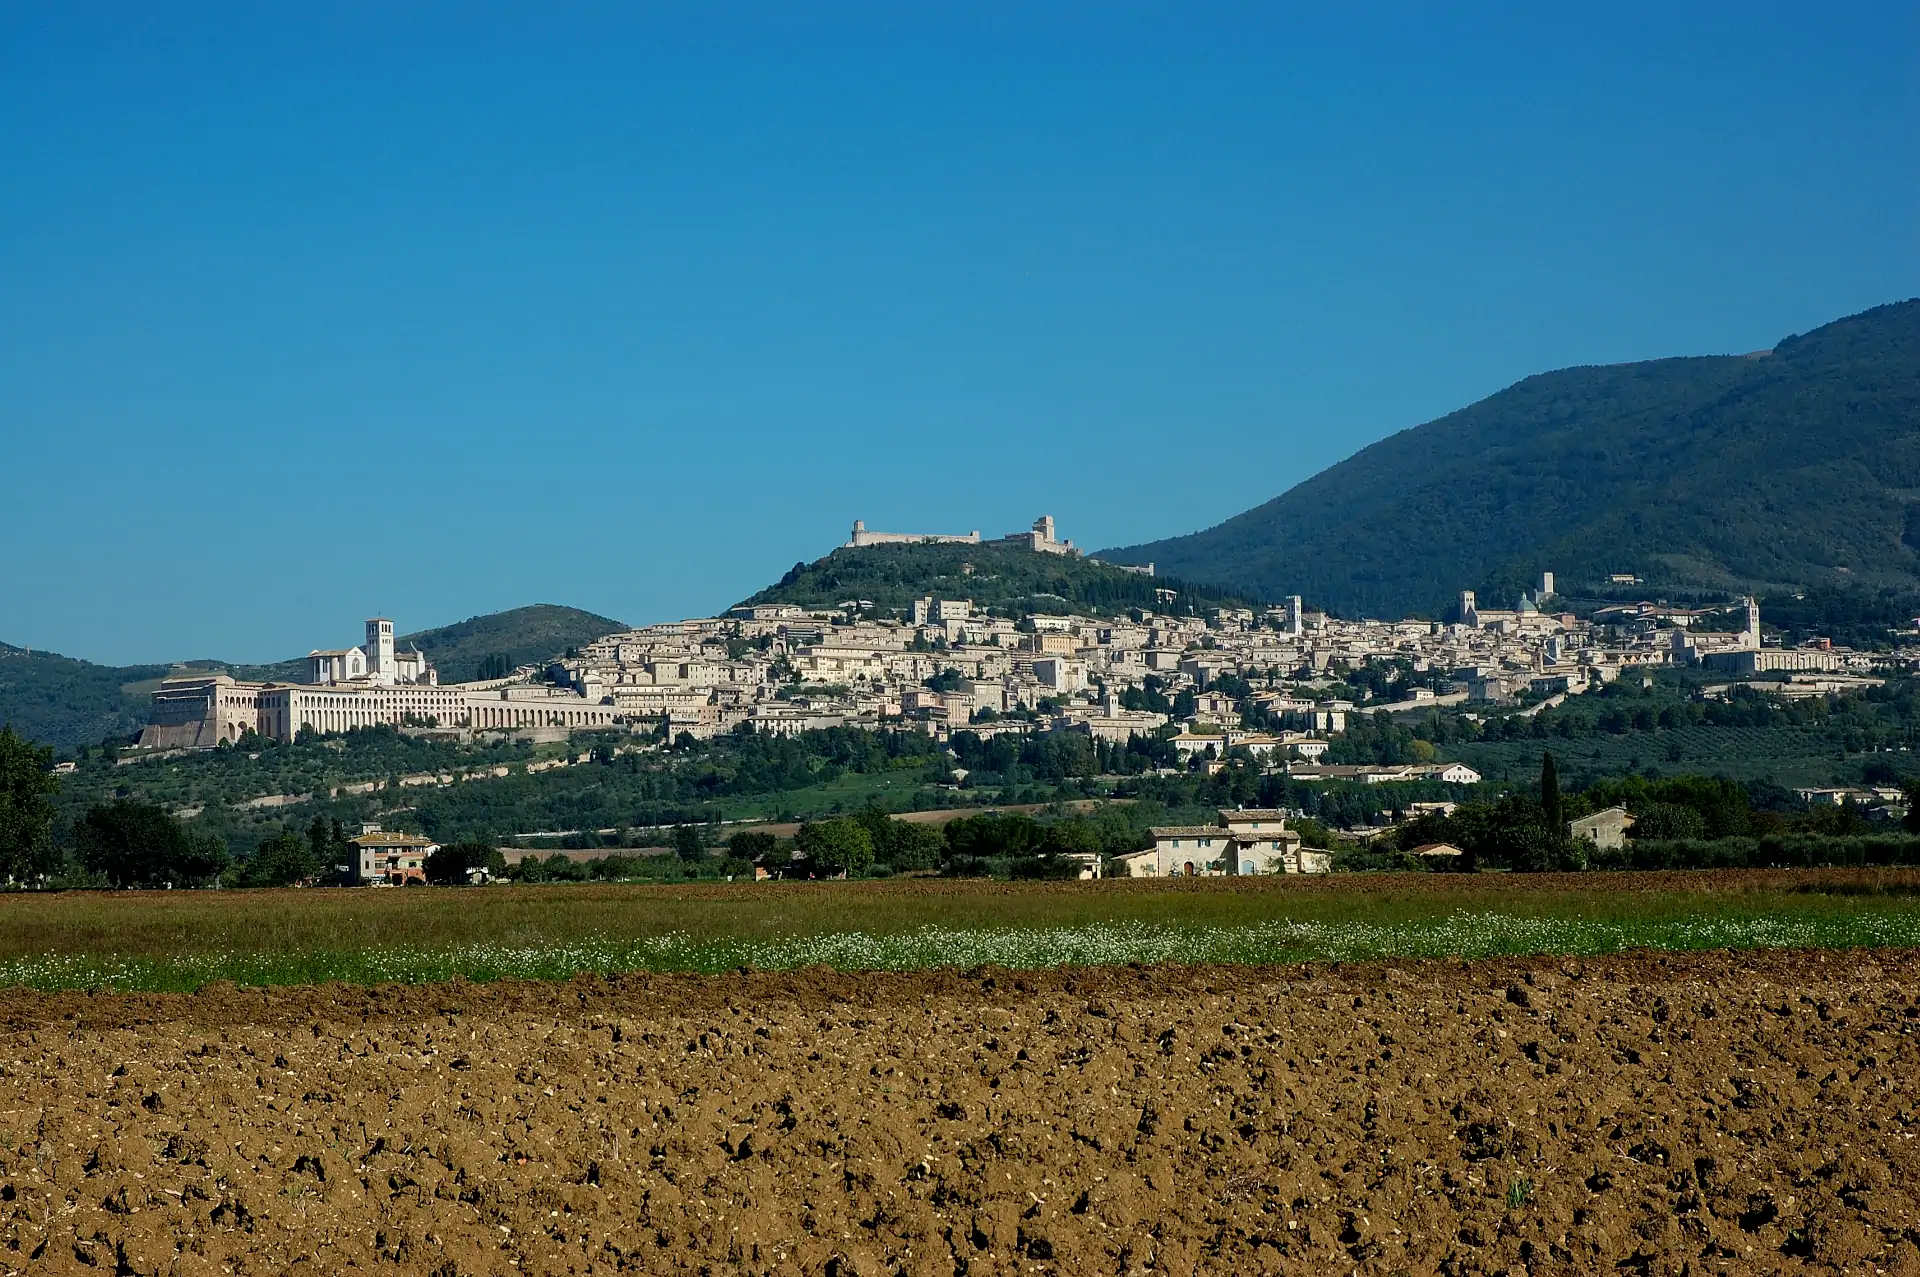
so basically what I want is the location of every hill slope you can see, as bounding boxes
[0,646,169,754]
[739,542,1261,617]
[1,605,626,750]
[1099,300,1920,617]
[399,604,628,678]
[234,605,628,684]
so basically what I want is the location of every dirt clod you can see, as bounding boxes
[0,948,1916,1274]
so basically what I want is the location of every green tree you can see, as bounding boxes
[794,818,874,876]
[672,823,708,863]
[307,816,350,881]
[1293,817,1334,850]
[425,841,503,884]
[1903,780,1920,834]
[925,668,965,693]
[943,813,1042,861]
[728,830,779,863]
[1796,801,1869,838]
[882,821,944,871]
[1631,802,1708,841]
[77,800,228,888]
[1539,752,1562,836]
[239,830,319,887]
[0,726,61,884]
[1040,818,1101,855]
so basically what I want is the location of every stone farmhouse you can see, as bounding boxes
[350,825,437,886]
[1114,809,1331,877]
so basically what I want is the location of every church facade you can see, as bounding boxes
[137,617,621,748]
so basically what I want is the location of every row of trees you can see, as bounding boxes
[7,727,237,888]
[1308,672,1920,772]
[1383,754,1920,872]
[717,804,1161,880]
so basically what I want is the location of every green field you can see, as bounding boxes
[5,870,1920,992]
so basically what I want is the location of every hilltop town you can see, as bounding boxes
[133,516,1871,791]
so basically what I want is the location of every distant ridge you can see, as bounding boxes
[1098,300,1920,617]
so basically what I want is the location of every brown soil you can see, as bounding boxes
[3,949,1918,1275]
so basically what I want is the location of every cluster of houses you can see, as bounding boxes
[172,530,1901,878]
[146,525,1871,772]
[544,567,1783,775]
[559,573,1575,748]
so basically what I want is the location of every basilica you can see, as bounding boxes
[137,616,619,748]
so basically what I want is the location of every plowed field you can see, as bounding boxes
[3,949,1917,1275]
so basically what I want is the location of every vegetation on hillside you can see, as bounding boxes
[29,660,1920,867]
[1101,299,1920,617]
[235,603,627,683]
[41,723,961,860]
[739,542,1262,617]
[0,645,168,751]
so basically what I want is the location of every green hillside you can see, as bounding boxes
[739,542,1261,617]
[1099,299,1920,617]
[0,605,627,751]
[0,645,168,753]
[235,605,628,684]
[399,604,628,678]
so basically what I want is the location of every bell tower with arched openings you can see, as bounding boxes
[366,617,397,684]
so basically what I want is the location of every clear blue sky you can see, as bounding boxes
[3,3,1915,665]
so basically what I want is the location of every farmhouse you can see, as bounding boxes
[1114,809,1326,877]
[350,826,437,886]
[1287,762,1482,785]
[1568,806,1634,850]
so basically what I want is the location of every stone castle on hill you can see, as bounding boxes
[847,514,1152,575]
[848,514,1078,557]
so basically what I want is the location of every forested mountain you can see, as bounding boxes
[739,542,1260,617]
[1099,300,1920,617]
[0,605,626,750]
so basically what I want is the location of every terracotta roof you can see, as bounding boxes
[350,832,437,848]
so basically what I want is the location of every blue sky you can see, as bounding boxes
[3,3,1915,665]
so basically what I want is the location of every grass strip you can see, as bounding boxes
[6,904,1920,993]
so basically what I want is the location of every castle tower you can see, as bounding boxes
[1539,571,1555,600]
[1460,591,1478,627]
[1286,595,1304,637]
[366,618,395,684]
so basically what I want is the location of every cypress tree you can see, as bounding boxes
[1540,751,1562,834]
